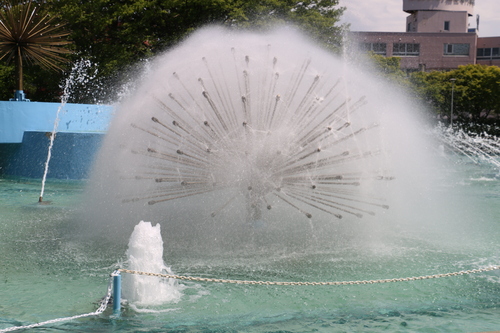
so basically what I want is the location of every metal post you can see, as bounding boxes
[112,271,121,315]
[10,90,30,102]
[450,78,456,127]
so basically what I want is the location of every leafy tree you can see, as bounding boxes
[0,0,347,103]
[452,65,500,122]
[409,70,446,116]
[409,65,500,127]
[367,52,408,86]
[0,62,14,100]
[45,0,346,103]
[0,0,72,101]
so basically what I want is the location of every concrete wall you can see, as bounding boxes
[0,101,113,143]
[0,132,105,179]
[406,11,469,33]
[0,101,114,179]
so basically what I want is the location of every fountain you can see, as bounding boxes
[121,221,183,310]
[435,124,500,170]
[1,27,499,332]
[39,60,98,203]
[83,27,438,253]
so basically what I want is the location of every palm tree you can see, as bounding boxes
[0,1,72,101]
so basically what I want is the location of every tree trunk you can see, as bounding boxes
[16,47,23,91]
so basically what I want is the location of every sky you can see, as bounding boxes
[339,0,499,37]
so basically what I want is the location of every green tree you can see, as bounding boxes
[409,70,446,117]
[45,0,346,103]
[0,0,347,103]
[0,62,14,100]
[368,52,408,86]
[0,0,72,101]
[452,65,500,122]
[409,65,500,126]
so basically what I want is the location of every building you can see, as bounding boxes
[477,36,500,66]
[349,0,500,71]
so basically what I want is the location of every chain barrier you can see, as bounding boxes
[1,266,499,332]
[0,271,116,333]
[118,265,500,286]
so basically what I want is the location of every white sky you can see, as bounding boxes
[339,0,499,37]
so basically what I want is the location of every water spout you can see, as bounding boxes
[39,60,96,203]
[84,27,434,254]
[122,221,182,307]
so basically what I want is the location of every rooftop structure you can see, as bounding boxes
[402,0,475,16]
[404,0,474,33]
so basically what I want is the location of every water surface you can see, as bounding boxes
[1,160,499,332]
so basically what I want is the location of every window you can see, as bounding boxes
[477,47,500,59]
[360,42,387,55]
[393,43,420,56]
[443,43,470,55]
[372,43,387,55]
[444,21,450,31]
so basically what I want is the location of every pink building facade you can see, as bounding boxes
[351,31,478,71]
[476,36,500,66]
[349,0,500,71]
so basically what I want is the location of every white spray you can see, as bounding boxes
[122,221,183,308]
[39,59,97,203]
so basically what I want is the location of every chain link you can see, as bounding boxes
[2,266,499,332]
[0,272,115,333]
[118,265,500,286]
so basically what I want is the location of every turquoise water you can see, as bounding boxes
[1,158,499,332]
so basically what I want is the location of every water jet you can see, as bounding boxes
[122,221,182,309]
[1,27,499,332]
[85,27,418,253]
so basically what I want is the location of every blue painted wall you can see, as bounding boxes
[0,101,113,143]
[1,132,105,179]
[0,101,114,179]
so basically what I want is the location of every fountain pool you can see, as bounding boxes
[1,166,499,332]
[1,28,500,332]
